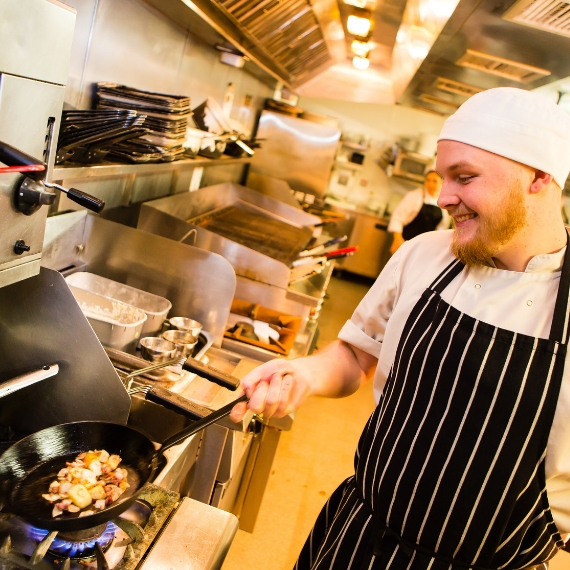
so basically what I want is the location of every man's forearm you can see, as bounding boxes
[304,340,377,398]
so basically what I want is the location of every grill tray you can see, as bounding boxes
[190,204,313,266]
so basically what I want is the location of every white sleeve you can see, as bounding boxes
[387,190,422,233]
[338,246,402,358]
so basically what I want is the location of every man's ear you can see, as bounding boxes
[529,170,553,194]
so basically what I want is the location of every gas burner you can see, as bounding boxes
[28,522,117,560]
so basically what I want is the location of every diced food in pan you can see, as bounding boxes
[42,449,129,517]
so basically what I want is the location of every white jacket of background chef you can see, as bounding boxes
[387,187,451,233]
[338,229,570,534]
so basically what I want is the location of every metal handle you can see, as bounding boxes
[0,364,59,399]
[182,359,240,391]
[44,182,105,214]
[144,386,211,421]
[160,393,248,453]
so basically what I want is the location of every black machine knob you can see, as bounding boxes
[15,177,56,216]
[14,178,105,216]
[13,240,31,255]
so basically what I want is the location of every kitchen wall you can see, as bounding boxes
[299,97,447,214]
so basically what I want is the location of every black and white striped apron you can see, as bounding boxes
[296,245,570,570]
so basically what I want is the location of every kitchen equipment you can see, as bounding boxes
[0,0,76,289]
[0,393,248,532]
[0,364,59,399]
[68,285,147,353]
[96,83,192,162]
[140,337,177,362]
[0,268,132,438]
[56,109,148,165]
[65,272,172,338]
[161,330,198,357]
[299,235,347,257]
[249,110,341,198]
[168,317,203,336]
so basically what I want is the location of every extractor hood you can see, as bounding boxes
[144,0,347,90]
[398,0,570,115]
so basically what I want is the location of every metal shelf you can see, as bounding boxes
[52,156,251,181]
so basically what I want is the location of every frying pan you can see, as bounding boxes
[0,393,247,531]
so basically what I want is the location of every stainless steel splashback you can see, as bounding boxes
[137,183,323,307]
[42,211,237,346]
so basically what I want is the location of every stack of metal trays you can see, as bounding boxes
[96,82,192,162]
[56,109,148,164]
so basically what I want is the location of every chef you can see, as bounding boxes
[231,87,570,569]
[388,170,451,254]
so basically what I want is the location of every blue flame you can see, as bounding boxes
[29,521,117,558]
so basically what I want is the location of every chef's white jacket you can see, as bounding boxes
[387,188,451,233]
[338,229,570,534]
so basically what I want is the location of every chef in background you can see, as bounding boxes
[388,169,451,254]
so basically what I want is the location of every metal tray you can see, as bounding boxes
[68,285,147,353]
[66,272,171,338]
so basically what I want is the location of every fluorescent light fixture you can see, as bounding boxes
[344,0,368,6]
[347,14,372,36]
[352,56,370,69]
[351,40,370,57]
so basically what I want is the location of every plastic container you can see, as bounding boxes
[66,272,171,338]
[68,286,147,353]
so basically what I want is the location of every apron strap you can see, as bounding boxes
[429,259,465,295]
[549,231,570,344]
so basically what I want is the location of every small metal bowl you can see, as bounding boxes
[140,337,177,363]
[161,329,198,357]
[168,317,203,337]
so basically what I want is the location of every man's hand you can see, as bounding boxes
[230,358,311,422]
[230,341,378,422]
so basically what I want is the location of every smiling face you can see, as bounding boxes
[436,140,531,266]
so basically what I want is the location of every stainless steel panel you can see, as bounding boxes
[138,183,321,292]
[0,268,131,436]
[42,211,237,346]
[139,204,291,288]
[138,497,238,570]
[0,0,76,86]
[250,110,340,197]
[0,74,65,287]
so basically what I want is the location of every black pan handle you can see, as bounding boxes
[159,393,248,453]
[145,386,211,421]
[182,359,240,391]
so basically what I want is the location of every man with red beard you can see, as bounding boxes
[231,88,570,570]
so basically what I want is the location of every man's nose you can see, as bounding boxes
[437,182,460,209]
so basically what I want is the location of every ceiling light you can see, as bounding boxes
[352,56,370,70]
[351,40,370,57]
[344,0,368,7]
[347,14,372,36]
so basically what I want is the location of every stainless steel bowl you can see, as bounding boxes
[161,329,198,357]
[168,317,203,337]
[140,337,177,363]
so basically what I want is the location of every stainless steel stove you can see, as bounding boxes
[0,484,237,570]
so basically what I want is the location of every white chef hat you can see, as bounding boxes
[438,87,570,188]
